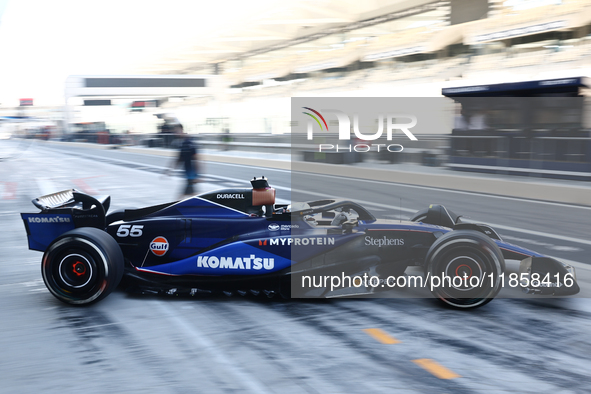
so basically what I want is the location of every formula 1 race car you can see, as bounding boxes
[21,177,580,308]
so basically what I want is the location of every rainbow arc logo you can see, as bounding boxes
[302,107,328,131]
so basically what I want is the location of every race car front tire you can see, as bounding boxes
[425,230,504,309]
[41,227,124,305]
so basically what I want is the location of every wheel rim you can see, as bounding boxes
[42,237,108,304]
[50,248,99,295]
[443,255,484,292]
[58,254,94,289]
[431,246,498,307]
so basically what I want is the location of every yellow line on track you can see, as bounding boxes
[412,358,461,379]
[363,328,400,344]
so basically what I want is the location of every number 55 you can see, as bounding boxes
[117,224,144,237]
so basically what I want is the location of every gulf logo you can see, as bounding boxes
[150,236,169,256]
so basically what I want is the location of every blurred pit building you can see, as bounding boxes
[3,0,591,179]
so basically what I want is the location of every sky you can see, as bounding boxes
[0,0,574,108]
[0,0,278,107]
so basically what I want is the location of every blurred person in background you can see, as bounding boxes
[169,128,200,198]
[159,115,178,148]
[222,127,231,151]
[454,106,488,131]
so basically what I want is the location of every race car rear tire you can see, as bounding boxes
[425,230,504,309]
[41,227,124,306]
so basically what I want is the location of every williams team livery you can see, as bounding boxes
[21,176,580,308]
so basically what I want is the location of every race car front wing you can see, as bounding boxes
[519,256,580,296]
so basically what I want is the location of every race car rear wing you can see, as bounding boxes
[22,189,111,251]
[32,189,77,210]
[32,189,111,213]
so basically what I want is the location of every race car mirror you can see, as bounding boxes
[251,176,269,189]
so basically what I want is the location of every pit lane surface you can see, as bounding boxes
[1,139,591,393]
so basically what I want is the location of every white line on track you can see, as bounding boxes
[356,198,591,247]
[547,256,591,271]
[199,174,591,247]
[42,148,590,246]
[155,301,272,394]
[50,147,590,211]
[203,160,291,173]
[351,199,591,246]
[469,221,591,246]
[209,162,591,211]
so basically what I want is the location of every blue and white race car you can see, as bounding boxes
[21,177,579,308]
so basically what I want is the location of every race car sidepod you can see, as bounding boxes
[519,256,580,296]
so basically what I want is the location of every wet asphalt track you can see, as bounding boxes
[1,139,591,393]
